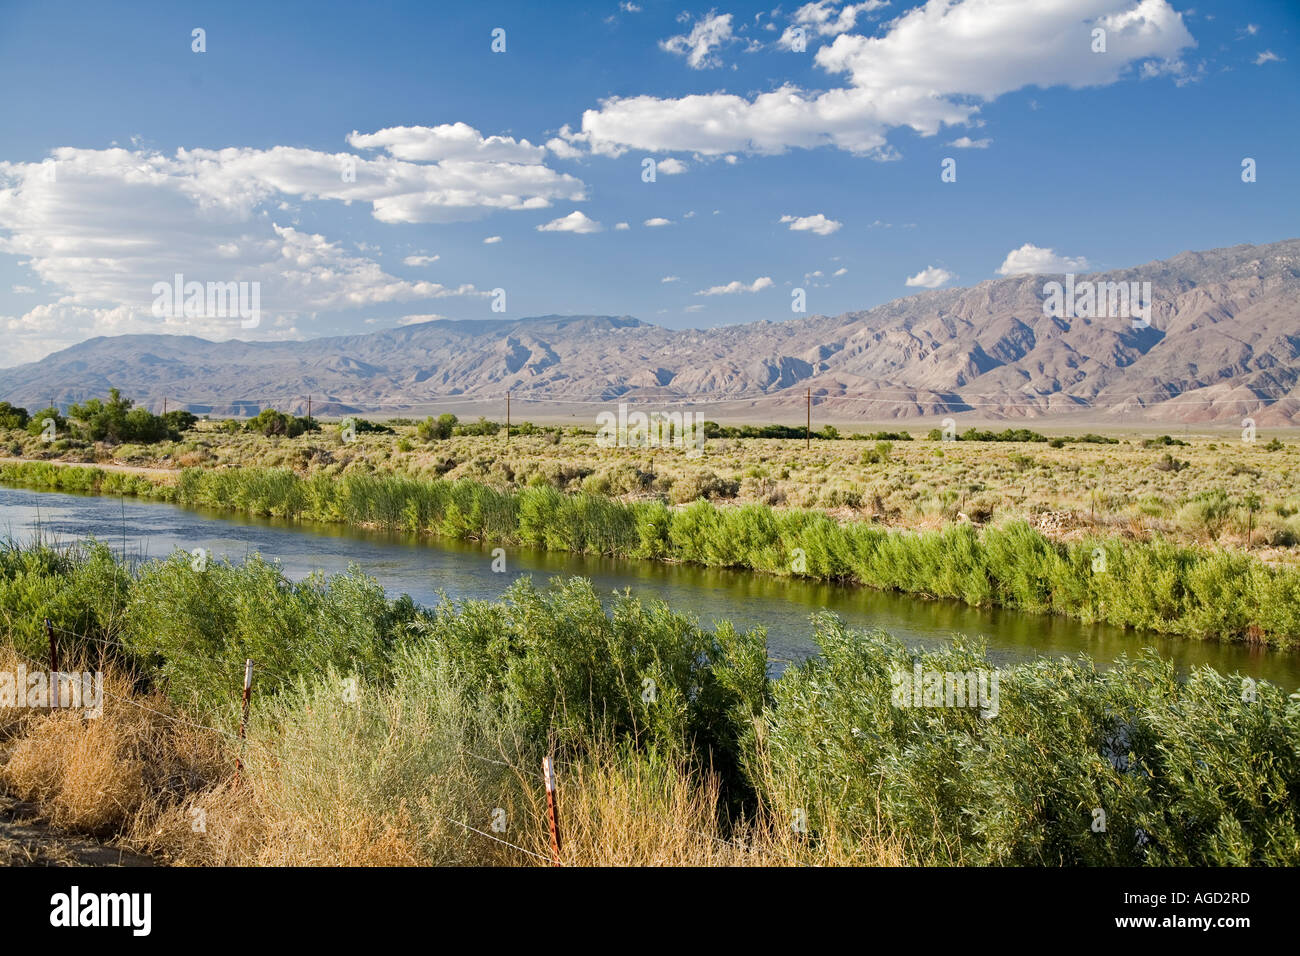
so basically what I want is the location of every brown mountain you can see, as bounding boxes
[1,239,1297,424]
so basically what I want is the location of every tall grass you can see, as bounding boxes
[1,545,1297,865]
[5,460,1299,645]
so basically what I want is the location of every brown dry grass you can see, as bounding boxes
[0,649,226,842]
[0,646,906,867]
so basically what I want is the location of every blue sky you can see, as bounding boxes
[0,0,1296,366]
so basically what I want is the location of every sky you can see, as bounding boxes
[0,0,1296,367]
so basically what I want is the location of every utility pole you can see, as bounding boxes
[806,387,811,450]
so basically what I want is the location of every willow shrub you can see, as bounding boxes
[0,540,133,661]
[404,577,768,788]
[122,553,421,720]
[7,461,1300,644]
[760,614,1300,865]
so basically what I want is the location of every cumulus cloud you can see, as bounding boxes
[545,136,586,159]
[996,243,1090,275]
[779,1,890,47]
[575,0,1195,158]
[346,122,544,164]
[905,265,956,288]
[656,157,688,174]
[536,210,603,233]
[947,136,992,148]
[643,217,673,227]
[403,254,440,266]
[695,276,774,295]
[0,129,578,363]
[483,235,502,243]
[780,213,842,235]
[660,12,735,69]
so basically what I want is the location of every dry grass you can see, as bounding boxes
[0,650,226,843]
[0,652,907,866]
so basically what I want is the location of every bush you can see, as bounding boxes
[244,409,318,438]
[861,441,893,464]
[418,414,459,441]
[760,616,1300,865]
[669,470,740,503]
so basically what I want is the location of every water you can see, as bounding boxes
[2,484,1298,686]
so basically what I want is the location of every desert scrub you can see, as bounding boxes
[2,550,1298,867]
[760,614,1300,865]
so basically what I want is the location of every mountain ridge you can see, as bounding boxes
[2,240,1297,424]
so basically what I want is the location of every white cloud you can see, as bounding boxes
[1254,50,1283,65]
[660,12,735,69]
[643,217,673,227]
[696,276,774,295]
[656,157,688,174]
[614,221,631,230]
[483,235,502,244]
[779,1,889,47]
[397,313,447,325]
[620,1,642,11]
[996,243,1090,275]
[833,267,848,276]
[0,147,506,364]
[947,136,992,148]
[576,0,1195,158]
[11,285,34,294]
[780,213,842,235]
[905,265,956,288]
[536,210,604,233]
[347,122,544,164]
[545,137,586,160]
[0,134,575,363]
[403,254,440,266]
[661,275,680,283]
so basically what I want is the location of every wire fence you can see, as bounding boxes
[7,623,567,865]
[5,619,828,868]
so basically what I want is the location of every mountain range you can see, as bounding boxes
[2,238,1298,425]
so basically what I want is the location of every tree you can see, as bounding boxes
[67,389,178,443]
[0,402,29,430]
[163,409,199,433]
[25,407,65,438]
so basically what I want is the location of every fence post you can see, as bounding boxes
[234,659,254,784]
[44,618,59,709]
[542,755,562,866]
